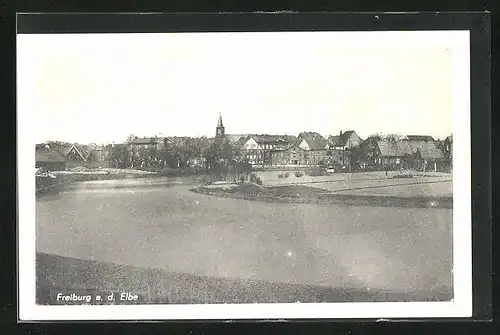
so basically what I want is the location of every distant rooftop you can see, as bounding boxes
[405,135,435,142]
[35,147,65,163]
[127,137,161,145]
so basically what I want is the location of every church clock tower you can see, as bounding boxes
[216,112,225,138]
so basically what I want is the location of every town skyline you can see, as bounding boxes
[35,121,452,146]
[18,31,457,145]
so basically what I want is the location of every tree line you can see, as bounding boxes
[106,136,253,181]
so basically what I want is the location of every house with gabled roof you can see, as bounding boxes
[295,132,328,151]
[323,130,363,169]
[45,142,86,162]
[373,140,446,171]
[239,134,297,166]
[327,130,363,150]
[373,140,413,167]
[65,144,89,162]
[411,141,446,172]
[268,132,330,167]
[35,144,66,171]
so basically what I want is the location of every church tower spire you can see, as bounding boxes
[216,112,225,138]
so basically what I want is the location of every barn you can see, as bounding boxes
[35,146,66,171]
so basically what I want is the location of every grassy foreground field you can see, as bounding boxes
[37,253,452,305]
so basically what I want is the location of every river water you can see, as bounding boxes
[36,177,452,294]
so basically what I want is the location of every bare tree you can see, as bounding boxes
[366,133,382,140]
[382,133,405,141]
[126,134,137,143]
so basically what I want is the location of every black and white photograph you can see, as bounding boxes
[17,20,474,320]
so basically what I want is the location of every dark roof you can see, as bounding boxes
[327,131,359,147]
[225,134,247,144]
[409,141,445,160]
[296,132,327,150]
[36,147,65,163]
[327,135,344,146]
[44,142,70,157]
[43,142,89,160]
[234,136,250,147]
[376,140,413,157]
[341,130,356,143]
[246,134,296,144]
[406,135,435,142]
[377,140,445,159]
[128,137,161,145]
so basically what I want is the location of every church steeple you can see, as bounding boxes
[217,112,224,127]
[216,112,225,138]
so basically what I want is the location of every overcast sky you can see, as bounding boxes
[17,31,464,145]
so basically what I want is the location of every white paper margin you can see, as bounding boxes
[17,30,472,321]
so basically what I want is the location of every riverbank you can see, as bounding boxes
[36,169,158,195]
[36,166,193,194]
[37,252,452,304]
[191,182,453,209]
[35,166,214,194]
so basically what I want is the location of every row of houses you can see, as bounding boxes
[35,113,454,173]
[35,135,207,171]
[231,131,452,172]
[229,131,357,166]
[212,111,453,172]
[35,142,111,171]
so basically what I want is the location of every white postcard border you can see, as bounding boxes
[17,30,471,321]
